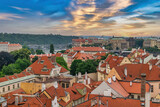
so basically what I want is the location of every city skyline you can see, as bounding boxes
[0,0,160,37]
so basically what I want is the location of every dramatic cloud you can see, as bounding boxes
[0,0,159,36]
[0,13,23,20]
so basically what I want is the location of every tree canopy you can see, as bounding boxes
[0,33,78,45]
[56,57,69,70]
[70,60,83,75]
[10,48,31,60]
[0,52,15,70]
[36,49,45,55]
[50,44,54,54]
[70,59,99,75]
[1,58,31,76]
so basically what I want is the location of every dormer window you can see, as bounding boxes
[40,60,44,64]
[41,65,48,72]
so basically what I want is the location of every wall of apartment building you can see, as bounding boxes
[97,72,107,81]
[120,57,132,66]
[0,78,36,95]
[149,81,160,98]
[8,45,22,52]
[88,73,97,81]
[0,44,8,52]
[107,68,122,81]
[110,39,129,50]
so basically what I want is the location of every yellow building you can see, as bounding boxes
[20,82,42,94]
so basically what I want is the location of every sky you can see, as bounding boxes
[0,0,160,37]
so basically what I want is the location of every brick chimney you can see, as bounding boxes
[141,73,146,103]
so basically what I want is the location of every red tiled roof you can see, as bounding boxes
[3,88,25,99]
[73,52,94,60]
[89,81,102,90]
[76,95,142,107]
[41,84,65,99]
[101,55,123,69]
[120,81,150,94]
[29,56,68,75]
[149,59,159,65]
[72,47,107,52]
[72,39,93,43]
[94,52,106,56]
[114,64,160,81]
[66,83,92,101]
[104,79,129,97]
[0,42,9,44]
[8,44,21,46]
[0,77,8,82]
[55,53,62,57]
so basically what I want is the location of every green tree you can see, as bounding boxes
[36,49,45,55]
[32,56,38,63]
[15,58,31,71]
[0,52,15,70]
[22,44,30,49]
[76,60,99,75]
[1,58,31,76]
[50,44,54,54]
[30,48,35,54]
[135,39,144,48]
[70,60,83,75]
[105,43,113,50]
[56,57,68,70]
[10,48,31,60]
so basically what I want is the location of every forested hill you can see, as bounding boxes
[0,33,78,45]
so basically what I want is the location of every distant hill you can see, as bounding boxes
[0,33,78,45]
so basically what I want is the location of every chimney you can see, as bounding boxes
[106,63,108,73]
[107,78,111,84]
[42,77,46,82]
[38,57,41,64]
[112,75,116,82]
[149,64,152,71]
[15,96,19,105]
[141,73,146,102]
[83,79,86,85]
[53,81,58,89]
[78,72,81,78]
[124,67,127,77]
[19,95,23,102]
[85,72,87,80]
[88,78,90,84]
[130,81,132,87]
[98,61,102,70]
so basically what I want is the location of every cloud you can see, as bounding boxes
[10,6,30,11]
[0,13,23,20]
[123,23,145,29]
[60,0,132,32]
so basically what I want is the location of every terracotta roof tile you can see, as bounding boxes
[120,81,150,94]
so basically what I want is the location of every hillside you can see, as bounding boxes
[0,33,78,45]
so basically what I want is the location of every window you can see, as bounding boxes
[131,95,134,99]
[8,86,10,91]
[62,83,65,88]
[151,85,154,92]
[3,87,5,92]
[138,96,140,100]
[17,83,19,88]
[66,84,69,88]
[13,85,15,89]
